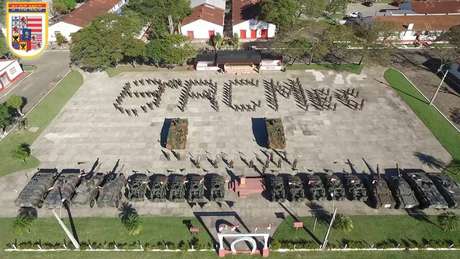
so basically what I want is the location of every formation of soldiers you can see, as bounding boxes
[178,79,219,112]
[335,88,366,111]
[306,88,338,111]
[222,79,260,112]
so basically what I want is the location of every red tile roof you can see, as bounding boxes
[375,14,460,31]
[232,0,261,25]
[411,0,460,14]
[63,0,120,27]
[182,4,225,25]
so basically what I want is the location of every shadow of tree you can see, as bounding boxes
[414,152,446,170]
[405,208,436,226]
[118,202,138,221]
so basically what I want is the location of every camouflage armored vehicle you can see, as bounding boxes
[167,174,186,202]
[367,174,396,209]
[265,175,286,202]
[265,118,286,149]
[97,173,126,208]
[16,168,58,208]
[205,174,225,202]
[72,172,105,207]
[304,174,326,200]
[284,174,305,202]
[323,174,346,200]
[342,174,368,201]
[166,118,188,150]
[387,173,418,209]
[126,173,149,201]
[428,173,460,208]
[403,170,448,209]
[185,174,206,203]
[147,174,167,201]
[44,169,81,209]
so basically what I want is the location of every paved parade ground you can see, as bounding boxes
[30,69,451,176]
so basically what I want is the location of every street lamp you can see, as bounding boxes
[430,64,449,106]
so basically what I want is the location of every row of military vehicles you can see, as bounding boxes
[264,169,460,210]
[15,169,226,209]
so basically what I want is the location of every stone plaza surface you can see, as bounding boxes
[31,68,451,177]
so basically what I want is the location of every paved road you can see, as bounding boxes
[0,50,70,113]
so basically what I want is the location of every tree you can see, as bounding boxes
[53,0,76,14]
[231,33,240,49]
[0,103,13,137]
[285,37,312,64]
[445,25,460,50]
[12,214,35,235]
[260,0,300,31]
[70,13,143,70]
[299,0,328,18]
[6,95,25,116]
[122,38,146,66]
[326,0,349,15]
[55,32,67,46]
[12,143,31,163]
[0,33,9,57]
[210,33,223,50]
[333,214,353,232]
[438,212,458,232]
[145,34,195,66]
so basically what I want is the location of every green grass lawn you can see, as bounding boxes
[273,215,460,246]
[383,68,460,181]
[286,63,363,74]
[0,70,84,176]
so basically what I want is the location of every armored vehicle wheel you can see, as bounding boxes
[90,199,95,208]
[37,201,43,209]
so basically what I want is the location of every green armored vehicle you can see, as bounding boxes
[343,174,368,201]
[403,170,448,209]
[166,118,188,150]
[205,174,225,202]
[323,174,346,200]
[428,173,460,208]
[185,174,206,204]
[16,168,58,208]
[265,175,286,202]
[367,174,396,209]
[44,169,81,209]
[167,174,186,202]
[72,172,105,207]
[304,174,327,201]
[284,174,305,202]
[97,173,126,208]
[126,173,149,201]
[147,174,167,201]
[265,118,286,149]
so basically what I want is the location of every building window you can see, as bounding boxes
[240,30,246,39]
[208,30,215,38]
[187,31,194,40]
[250,29,257,39]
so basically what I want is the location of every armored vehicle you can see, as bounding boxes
[16,168,58,208]
[367,174,396,209]
[167,174,186,202]
[265,118,286,149]
[166,118,188,150]
[387,173,418,209]
[284,174,305,202]
[147,174,167,201]
[304,174,326,200]
[265,175,286,202]
[342,174,367,201]
[185,174,206,203]
[205,174,225,202]
[97,173,126,208]
[126,173,149,201]
[323,174,346,200]
[428,173,460,208]
[403,170,448,209]
[44,169,81,209]
[72,172,105,207]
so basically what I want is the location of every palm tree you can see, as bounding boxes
[438,212,458,232]
[12,143,31,163]
[333,214,353,232]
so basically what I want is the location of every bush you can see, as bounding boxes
[56,33,67,46]
[12,214,35,235]
[271,239,281,249]
[333,214,353,232]
[438,212,458,232]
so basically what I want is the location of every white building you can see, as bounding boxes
[191,0,226,10]
[180,4,225,40]
[0,59,23,92]
[231,0,276,41]
[48,0,128,42]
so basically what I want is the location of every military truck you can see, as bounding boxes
[265,118,286,149]
[97,173,126,208]
[265,175,286,202]
[403,170,448,209]
[167,174,186,202]
[16,168,58,208]
[44,169,81,209]
[367,174,396,209]
[185,174,206,203]
[72,172,105,207]
[304,174,326,200]
[428,173,460,208]
[166,118,188,150]
[147,174,167,202]
[126,173,149,201]
[342,174,368,201]
[387,169,418,209]
[323,174,346,200]
[205,174,225,202]
[284,174,305,202]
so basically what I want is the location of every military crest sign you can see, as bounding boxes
[6,2,48,58]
